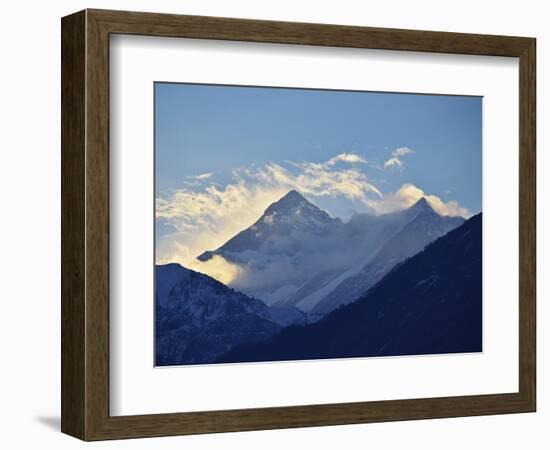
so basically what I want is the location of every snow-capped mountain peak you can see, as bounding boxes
[261,190,338,227]
[403,197,438,221]
[264,189,306,213]
[411,196,431,212]
[198,191,341,260]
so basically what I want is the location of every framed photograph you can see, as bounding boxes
[61,9,536,441]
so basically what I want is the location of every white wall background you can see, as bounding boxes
[0,0,546,448]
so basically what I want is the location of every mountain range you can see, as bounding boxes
[156,189,480,366]
[197,190,464,314]
[217,213,482,363]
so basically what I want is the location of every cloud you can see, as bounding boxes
[384,146,414,169]
[182,172,218,187]
[325,152,367,166]
[367,183,471,218]
[383,157,403,169]
[393,147,414,157]
[187,254,244,285]
[190,172,214,180]
[275,159,382,200]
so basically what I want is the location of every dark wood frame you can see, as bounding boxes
[61,9,536,441]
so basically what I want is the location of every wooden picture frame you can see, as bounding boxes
[61,9,536,441]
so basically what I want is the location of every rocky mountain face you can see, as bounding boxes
[155,264,305,366]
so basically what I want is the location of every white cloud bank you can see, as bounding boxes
[156,152,470,266]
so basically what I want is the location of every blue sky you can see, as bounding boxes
[155,82,481,264]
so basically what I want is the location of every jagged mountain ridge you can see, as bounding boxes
[275,199,434,310]
[309,198,465,313]
[216,213,483,364]
[197,190,465,313]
